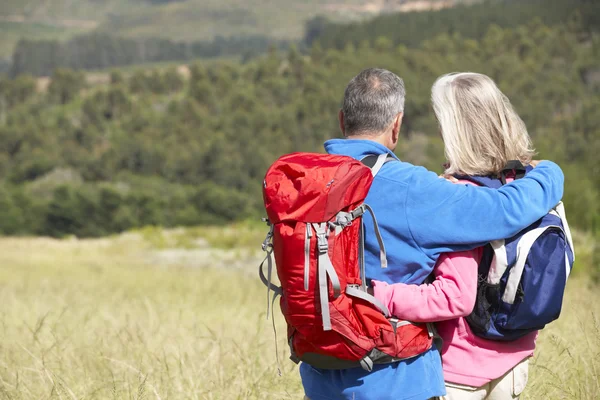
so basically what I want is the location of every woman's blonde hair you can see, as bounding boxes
[432,72,535,176]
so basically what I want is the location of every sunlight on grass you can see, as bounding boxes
[0,227,596,398]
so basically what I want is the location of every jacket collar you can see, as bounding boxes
[324,139,400,161]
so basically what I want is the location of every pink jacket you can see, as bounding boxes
[372,244,537,387]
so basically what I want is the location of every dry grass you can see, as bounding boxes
[0,228,596,399]
[525,279,600,399]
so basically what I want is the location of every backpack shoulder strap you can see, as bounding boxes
[454,160,532,188]
[360,153,396,177]
[453,174,503,189]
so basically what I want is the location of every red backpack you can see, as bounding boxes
[260,152,434,371]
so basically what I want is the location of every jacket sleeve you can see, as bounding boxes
[405,161,564,254]
[371,248,481,322]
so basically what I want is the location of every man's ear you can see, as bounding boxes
[339,109,346,136]
[392,112,403,144]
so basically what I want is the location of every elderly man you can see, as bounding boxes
[299,68,564,400]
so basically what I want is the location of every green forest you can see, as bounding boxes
[0,0,385,64]
[306,0,599,50]
[10,33,288,77]
[9,0,600,77]
[0,0,598,239]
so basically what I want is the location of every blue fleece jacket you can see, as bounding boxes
[300,139,564,400]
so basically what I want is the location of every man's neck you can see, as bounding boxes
[346,133,389,149]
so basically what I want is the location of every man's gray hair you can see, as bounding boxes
[342,68,406,136]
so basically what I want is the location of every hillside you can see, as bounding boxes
[0,0,473,62]
[309,0,600,50]
[0,8,598,238]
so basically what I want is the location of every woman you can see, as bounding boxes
[372,72,537,400]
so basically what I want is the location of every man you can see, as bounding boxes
[299,68,564,400]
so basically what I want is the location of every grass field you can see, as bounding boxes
[0,225,597,399]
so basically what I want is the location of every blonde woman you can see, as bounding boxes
[372,72,537,400]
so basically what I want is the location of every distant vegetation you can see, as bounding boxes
[10,33,288,77]
[0,0,598,238]
[0,0,365,62]
[304,0,600,50]
[0,0,483,66]
[7,0,600,77]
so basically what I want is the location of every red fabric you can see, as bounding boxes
[263,153,432,365]
[264,153,373,223]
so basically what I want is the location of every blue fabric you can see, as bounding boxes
[300,346,444,400]
[301,139,564,400]
[325,139,564,285]
[463,173,575,341]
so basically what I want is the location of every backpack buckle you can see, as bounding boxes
[351,205,366,219]
[317,233,329,253]
[261,223,274,251]
[334,212,353,227]
[312,223,330,253]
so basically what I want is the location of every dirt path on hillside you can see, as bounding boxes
[0,15,98,29]
[324,0,454,14]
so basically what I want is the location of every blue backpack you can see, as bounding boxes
[458,162,575,341]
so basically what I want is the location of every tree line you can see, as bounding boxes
[304,0,600,51]
[0,2,598,238]
[10,33,289,77]
[9,0,598,78]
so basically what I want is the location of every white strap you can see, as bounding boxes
[359,221,366,291]
[370,153,389,177]
[313,223,341,331]
[317,247,332,331]
[552,202,575,261]
[565,252,572,279]
[502,225,563,304]
[487,239,508,285]
[346,286,390,317]
[304,223,312,291]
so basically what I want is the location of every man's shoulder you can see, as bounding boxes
[379,161,440,185]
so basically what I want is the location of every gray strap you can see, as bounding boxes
[269,289,283,376]
[312,223,341,297]
[346,286,390,317]
[360,154,396,171]
[313,223,341,331]
[259,249,283,318]
[317,247,332,331]
[319,251,341,298]
[359,355,374,372]
[370,153,389,177]
[359,220,366,292]
[304,223,312,291]
[363,204,388,268]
